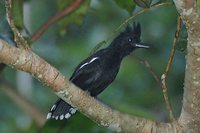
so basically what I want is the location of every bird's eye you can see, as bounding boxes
[128,38,132,42]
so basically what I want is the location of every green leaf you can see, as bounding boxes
[134,0,152,8]
[56,0,90,35]
[176,24,188,52]
[114,0,136,15]
[12,0,24,29]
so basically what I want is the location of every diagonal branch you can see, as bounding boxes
[29,0,83,43]
[0,39,182,133]
[135,56,161,86]
[5,0,29,49]
[0,79,45,127]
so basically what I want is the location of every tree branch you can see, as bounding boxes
[160,16,181,121]
[5,0,29,49]
[29,0,83,43]
[174,0,200,133]
[0,39,182,132]
[135,56,161,86]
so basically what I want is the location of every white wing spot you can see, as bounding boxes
[79,57,99,69]
[65,113,71,119]
[79,63,88,69]
[89,57,99,63]
[55,116,58,120]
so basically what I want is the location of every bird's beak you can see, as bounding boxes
[135,42,149,49]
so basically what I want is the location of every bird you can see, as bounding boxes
[47,22,149,120]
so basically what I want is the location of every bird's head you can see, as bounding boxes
[110,22,149,57]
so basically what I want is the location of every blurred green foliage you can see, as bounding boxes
[0,0,186,133]
[57,0,91,35]
[198,0,200,7]
[114,0,136,15]
[134,0,152,8]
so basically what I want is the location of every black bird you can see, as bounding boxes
[47,23,149,120]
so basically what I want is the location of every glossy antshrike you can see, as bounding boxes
[47,23,149,120]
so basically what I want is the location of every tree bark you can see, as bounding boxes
[174,0,200,133]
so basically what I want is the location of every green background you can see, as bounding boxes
[0,0,185,132]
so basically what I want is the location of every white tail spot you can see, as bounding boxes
[69,108,76,114]
[60,114,64,120]
[46,112,52,119]
[65,113,71,119]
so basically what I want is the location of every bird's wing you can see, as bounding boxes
[69,56,102,90]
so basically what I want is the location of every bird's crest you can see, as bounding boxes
[121,22,141,40]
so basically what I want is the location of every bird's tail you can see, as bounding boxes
[47,99,76,120]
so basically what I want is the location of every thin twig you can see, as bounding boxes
[29,0,83,43]
[0,79,46,127]
[161,16,181,121]
[135,56,161,86]
[90,2,173,54]
[136,57,174,121]
[5,0,29,49]
[164,16,181,77]
[135,56,176,121]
